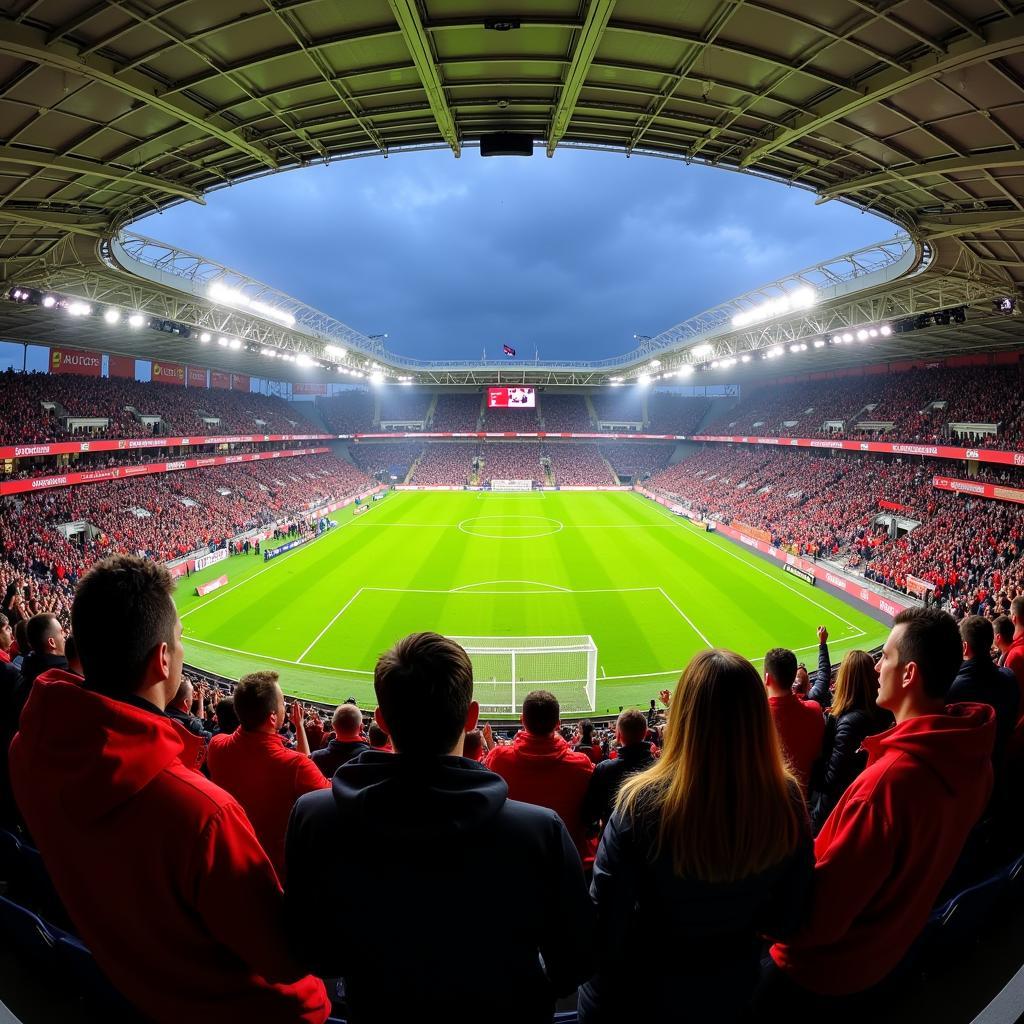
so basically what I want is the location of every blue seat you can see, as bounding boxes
[928,872,1008,957]
[0,893,56,959]
[53,934,138,1019]
[15,840,71,930]
[0,828,21,882]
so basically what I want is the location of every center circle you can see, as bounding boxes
[457,515,564,539]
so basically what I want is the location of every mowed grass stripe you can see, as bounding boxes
[177,491,888,713]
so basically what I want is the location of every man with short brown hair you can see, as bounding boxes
[207,670,328,878]
[583,708,655,829]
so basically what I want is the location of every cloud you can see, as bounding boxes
[136,149,892,361]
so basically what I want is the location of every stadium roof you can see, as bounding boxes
[0,0,1022,384]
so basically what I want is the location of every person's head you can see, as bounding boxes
[0,613,12,653]
[521,690,560,736]
[617,649,801,883]
[367,721,390,749]
[172,677,193,712]
[829,650,879,718]
[233,671,284,732]
[72,555,182,706]
[794,662,809,690]
[993,614,1014,651]
[216,697,239,734]
[763,647,798,694]
[1011,596,1024,635]
[615,708,648,746]
[876,607,962,720]
[578,719,594,744]
[26,613,65,657]
[12,620,28,657]
[463,728,484,761]
[960,615,995,662]
[63,635,83,677]
[373,632,477,756]
[332,702,364,740]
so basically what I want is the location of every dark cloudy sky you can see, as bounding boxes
[134,148,893,363]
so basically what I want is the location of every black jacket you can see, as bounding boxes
[583,741,655,827]
[578,791,813,1023]
[950,657,1019,769]
[284,751,594,1023]
[805,641,832,707]
[310,737,369,780]
[809,706,893,833]
[165,705,212,743]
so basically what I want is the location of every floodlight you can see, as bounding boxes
[103,308,120,324]
[692,344,713,358]
[637,373,652,386]
[677,364,694,376]
[842,333,853,343]
[370,371,384,384]
[740,354,751,363]
[217,337,228,347]
[128,313,145,328]
[856,329,869,341]
[229,339,242,350]
[814,339,825,348]
[880,324,893,336]
[42,295,57,308]
[199,332,211,343]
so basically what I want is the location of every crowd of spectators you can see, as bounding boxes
[316,391,374,434]
[0,371,318,443]
[377,390,431,423]
[429,393,482,431]
[722,364,1024,448]
[598,442,674,479]
[541,394,593,432]
[1,571,1017,1023]
[544,444,616,486]
[409,444,475,485]
[591,390,644,423]
[477,443,544,484]
[347,442,424,479]
[647,394,713,434]
[481,404,540,431]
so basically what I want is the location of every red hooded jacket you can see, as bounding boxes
[9,675,330,1023]
[770,703,996,994]
[485,731,594,858]
[1003,633,1024,744]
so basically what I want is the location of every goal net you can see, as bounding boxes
[451,635,598,715]
[490,479,533,492]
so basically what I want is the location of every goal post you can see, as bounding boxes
[451,635,598,715]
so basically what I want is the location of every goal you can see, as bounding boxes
[490,478,533,492]
[452,635,598,715]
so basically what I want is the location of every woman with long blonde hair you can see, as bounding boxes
[808,650,893,832]
[578,649,813,1023]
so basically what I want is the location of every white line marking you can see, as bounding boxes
[636,494,861,631]
[361,586,661,595]
[449,579,571,592]
[184,636,374,675]
[657,586,713,647]
[297,588,365,663]
[181,504,374,620]
[600,665,607,678]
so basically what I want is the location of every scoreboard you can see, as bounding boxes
[487,387,535,408]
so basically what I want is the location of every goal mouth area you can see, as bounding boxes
[451,635,598,715]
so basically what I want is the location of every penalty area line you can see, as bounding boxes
[297,588,365,664]
[657,587,713,648]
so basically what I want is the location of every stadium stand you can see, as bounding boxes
[544,444,616,486]
[647,394,714,435]
[377,390,432,424]
[477,443,544,484]
[347,442,424,479]
[540,395,593,432]
[591,390,644,424]
[429,393,482,431]
[408,443,475,485]
[316,391,374,434]
[598,442,674,480]
[481,404,540,431]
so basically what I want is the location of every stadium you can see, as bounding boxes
[0,1,1023,1022]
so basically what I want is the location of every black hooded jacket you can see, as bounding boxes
[284,750,594,1023]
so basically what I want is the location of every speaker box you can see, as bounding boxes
[480,132,534,157]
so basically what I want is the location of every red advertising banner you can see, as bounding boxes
[933,475,1024,506]
[0,447,330,496]
[0,433,332,460]
[879,499,914,513]
[152,361,185,386]
[231,374,250,392]
[211,370,231,390]
[187,366,208,388]
[108,355,136,380]
[49,347,101,377]
[293,383,327,396]
[196,575,229,597]
[691,434,1024,470]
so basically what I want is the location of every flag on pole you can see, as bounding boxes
[502,344,516,357]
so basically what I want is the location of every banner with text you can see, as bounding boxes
[211,370,231,390]
[187,366,208,388]
[231,373,250,392]
[0,433,332,460]
[293,382,327,396]
[933,475,1024,506]
[152,361,185,386]
[49,347,101,377]
[108,355,136,380]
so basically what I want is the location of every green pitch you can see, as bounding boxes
[176,491,889,715]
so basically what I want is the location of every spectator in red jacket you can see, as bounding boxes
[9,555,329,1023]
[1004,596,1024,744]
[207,671,329,879]
[764,647,825,794]
[485,689,595,859]
[0,613,12,663]
[761,606,996,1012]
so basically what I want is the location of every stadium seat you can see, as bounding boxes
[0,894,56,960]
[0,829,21,883]
[53,934,138,1020]
[926,873,1009,958]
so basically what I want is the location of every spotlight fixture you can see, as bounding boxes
[127,313,145,328]
[103,308,120,324]
[199,332,211,343]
